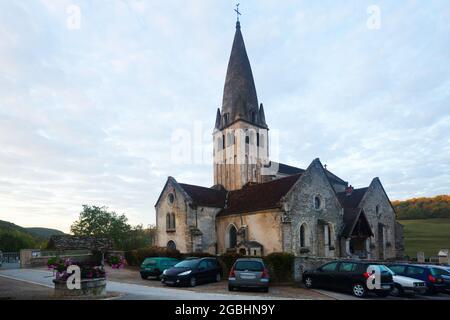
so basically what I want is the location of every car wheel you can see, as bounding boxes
[262,287,269,293]
[216,273,221,282]
[190,276,197,287]
[352,283,367,298]
[304,277,313,289]
[228,285,234,291]
[391,284,403,297]
[140,274,147,280]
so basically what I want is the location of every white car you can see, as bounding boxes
[386,266,427,297]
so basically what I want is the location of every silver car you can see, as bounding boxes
[228,258,270,292]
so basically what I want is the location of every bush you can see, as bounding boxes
[125,246,182,266]
[183,252,215,259]
[263,252,295,282]
[219,252,244,276]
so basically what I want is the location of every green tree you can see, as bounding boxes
[70,205,132,249]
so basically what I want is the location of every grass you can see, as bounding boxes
[399,218,450,258]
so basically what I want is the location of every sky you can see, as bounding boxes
[0,0,449,233]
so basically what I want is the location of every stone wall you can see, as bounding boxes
[285,160,343,259]
[216,210,283,255]
[359,178,398,260]
[155,181,191,253]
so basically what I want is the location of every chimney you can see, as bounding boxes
[345,185,354,196]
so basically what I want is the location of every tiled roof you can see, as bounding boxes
[218,173,302,216]
[178,183,227,208]
[337,187,369,209]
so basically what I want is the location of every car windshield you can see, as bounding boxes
[431,268,450,276]
[142,259,157,266]
[383,266,396,275]
[234,261,264,272]
[369,265,391,273]
[174,260,199,268]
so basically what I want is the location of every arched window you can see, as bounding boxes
[226,224,238,249]
[314,195,322,210]
[300,224,306,247]
[245,135,250,144]
[167,241,176,250]
[327,224,332,247]
[171,213,176,229]
[376,205,380,217]
[166,213,171,231]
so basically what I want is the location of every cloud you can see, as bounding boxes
[0,0,449,232]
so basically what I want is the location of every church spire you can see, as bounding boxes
[221,21,263,128]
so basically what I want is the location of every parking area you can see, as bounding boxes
[105,266,331,300]
[105,266,450,300]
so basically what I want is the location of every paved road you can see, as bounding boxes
[0,268,290,300]
[314,288,450,300]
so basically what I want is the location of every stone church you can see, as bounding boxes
[155,21,404,261]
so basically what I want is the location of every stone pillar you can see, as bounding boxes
[365,238,371,259]
[324,225,329,257]
[345,239,351,256]
[417,252,425,263]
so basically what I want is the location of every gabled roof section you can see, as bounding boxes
[218,173,302,217]
[178,183,227,208]
[337,187,369,209]
[341,208,374,238]
[276,161,347,187]
[154,176,193,207]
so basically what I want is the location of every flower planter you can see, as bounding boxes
[53,278,107,297]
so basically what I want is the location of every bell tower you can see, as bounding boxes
[213,21,269,191]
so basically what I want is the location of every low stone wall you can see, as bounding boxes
[20,249,92,268]
[53,278,107,297]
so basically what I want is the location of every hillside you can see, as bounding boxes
[399,218,450,258]
[26,227,65,239]
[393,195,450,220]
[0,220,65,252]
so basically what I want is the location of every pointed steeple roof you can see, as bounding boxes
[221,21,265,129]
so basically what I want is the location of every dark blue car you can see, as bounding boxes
[388,264,450,294]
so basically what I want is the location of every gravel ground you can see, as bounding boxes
[104,266,332,300]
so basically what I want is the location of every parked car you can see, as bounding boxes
[388,264,450,294]
[140,257,179,280]
[302,260,393,298]
[228,258,270,292]
[383,266,427,297]
[0,251,2,267]
[161,257,222,287]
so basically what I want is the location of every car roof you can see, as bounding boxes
[144,257,177,260]
[235,258,264,262]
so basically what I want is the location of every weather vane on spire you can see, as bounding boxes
[234,3,242,22]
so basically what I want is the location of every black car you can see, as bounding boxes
[161,257,222,287]
[388,263,450,294]
[302,260,394,298]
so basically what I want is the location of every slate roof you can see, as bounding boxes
[220,21,267,129]
[341,208,374,238]
[337,187,369,209]
[178,183,227,208]
[218,173,302,216]
[277,163,305,175]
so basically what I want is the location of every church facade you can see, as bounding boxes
[155,21,404,261]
